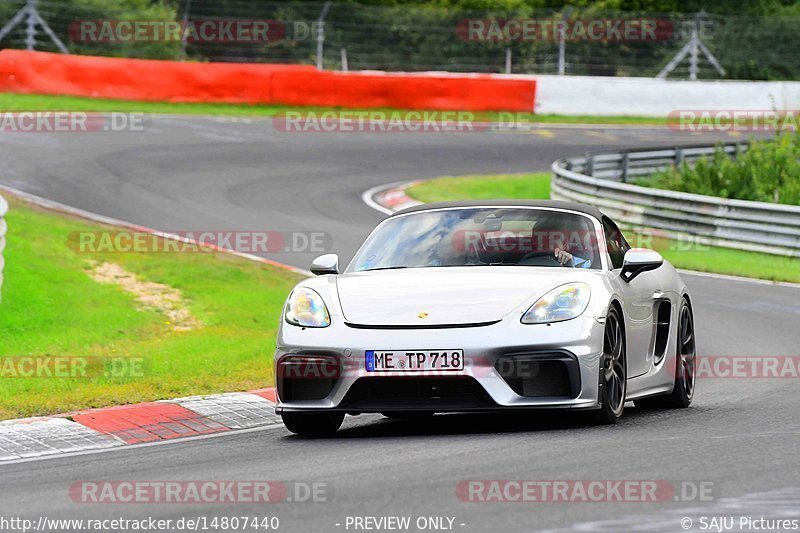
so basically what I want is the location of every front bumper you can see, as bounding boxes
[274,315,605,413]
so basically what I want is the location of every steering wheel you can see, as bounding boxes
[517,251,564,267]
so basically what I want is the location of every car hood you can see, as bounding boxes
[335,267,566,326]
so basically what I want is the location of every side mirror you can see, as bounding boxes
[621,249,663,282]
[310,254,339,275]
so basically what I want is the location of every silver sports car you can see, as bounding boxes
[274,200,696,435]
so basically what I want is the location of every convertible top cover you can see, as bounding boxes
[393,200,607,221]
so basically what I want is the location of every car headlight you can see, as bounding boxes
[521,282,590,324]
[285,287,331,328]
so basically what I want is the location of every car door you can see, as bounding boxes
[603,218,657,378]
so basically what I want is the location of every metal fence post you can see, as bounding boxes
[621,152,629,183]
[316,1,332,70]
[179,0,192,60]
[674,147,684,166]
[24,0,36,50]
[688,15,700,80]
[585,154,594,176]
[557,8,571,75]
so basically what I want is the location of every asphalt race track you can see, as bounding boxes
[0,117,755,267]
[1,118,799,532]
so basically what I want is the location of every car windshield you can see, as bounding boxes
[349,207,602,272]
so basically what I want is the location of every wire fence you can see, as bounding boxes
[0,0,798,80]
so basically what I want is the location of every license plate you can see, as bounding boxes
[365,350,464,372]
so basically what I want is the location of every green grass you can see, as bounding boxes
[406,173,800,283]
[0,196,303,419]
[0,92,665,124]
[524,114,664,125]
[408,173,552,203]
[628,232,800,282]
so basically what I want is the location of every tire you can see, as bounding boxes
[635,299,696,409]
[591,306,627,425]
[382,411,435,419]
[281,412,344,436]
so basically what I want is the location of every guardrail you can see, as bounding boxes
[551,142,800,257]
[0,192,6,294]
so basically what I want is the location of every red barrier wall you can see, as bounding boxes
[0,50,536,112]
[270,70,535,112]
[0,50,313,104]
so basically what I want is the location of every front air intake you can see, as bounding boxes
[495,353,580,399]
[653,300,672,364]
[277,355,340,402]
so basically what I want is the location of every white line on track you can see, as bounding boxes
[361,181,408,216]
[678,268,800,289]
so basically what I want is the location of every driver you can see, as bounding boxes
[553,247,591,268]
[532,213,594,268]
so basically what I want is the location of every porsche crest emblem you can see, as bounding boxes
[418,312,429,319]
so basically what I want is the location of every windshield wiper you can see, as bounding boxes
[362,266,409,272]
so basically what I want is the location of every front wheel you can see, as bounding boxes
[281,412,344,436]
[635,299,696,409]
[591,306,627,425]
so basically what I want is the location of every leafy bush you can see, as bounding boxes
[641,133,800,205]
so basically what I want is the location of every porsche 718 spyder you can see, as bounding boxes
[274,200,696,435]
